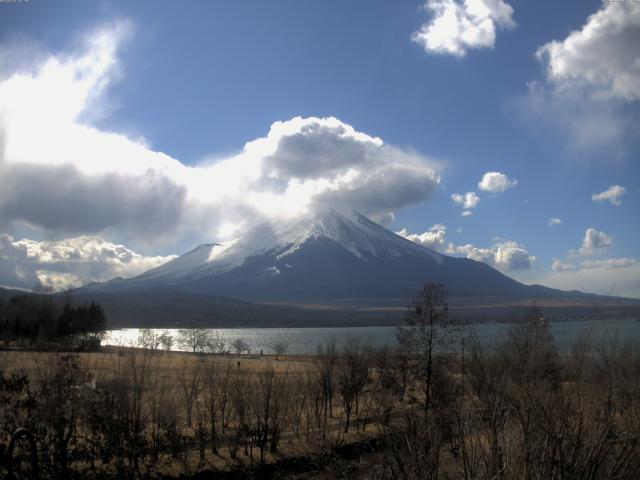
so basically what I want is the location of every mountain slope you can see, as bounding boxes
[72,209,640,326]
[91,208,548,304]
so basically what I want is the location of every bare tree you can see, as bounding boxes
[178,329,209,354]
[232,337,248,356]
[272,340,289,360]
[138,328,161,352]
[36,354,89,476]
[499,307,560,386]
[397,282,457,415]
[251,368,281,462]
[159,331,174,352]
[303,369,326,441]
[289,373,308,439]
[205,331,226,354]
[202,357,221,453]
[337,338,370,433]
[177,358,202,427]
[216,360,234,436]
[316,338,338,429]
[228,365,250,459]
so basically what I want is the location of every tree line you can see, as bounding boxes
[0,294,106,349]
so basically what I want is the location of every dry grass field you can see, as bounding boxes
[2,310,640,479]
[0,345,385,478]
[0,348,314,380]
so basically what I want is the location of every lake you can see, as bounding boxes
[104,317,640,355]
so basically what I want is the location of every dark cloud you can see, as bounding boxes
[314,162,439,217]
[265,123,380,179]
[0,162,187,238]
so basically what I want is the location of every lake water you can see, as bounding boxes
[104,317,640,355]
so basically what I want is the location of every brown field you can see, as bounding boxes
[0,348,315,379]
[2,313,640,479]
[0,345,385,478]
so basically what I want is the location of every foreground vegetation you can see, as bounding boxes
[1,284,639,479]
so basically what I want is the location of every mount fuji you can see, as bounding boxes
[77,208,636,326]
[100,208,530,300]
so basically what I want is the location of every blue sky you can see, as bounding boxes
[0,0,638,296]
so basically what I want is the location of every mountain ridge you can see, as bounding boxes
[81,208,623,307]
[66,207,640,326]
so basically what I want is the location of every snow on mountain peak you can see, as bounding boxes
[266,207,442,263]
[136,242,220,281]
[134,207,443,284]
[213,207,443,269]
[273,208,386,259]
[207,240,238,262]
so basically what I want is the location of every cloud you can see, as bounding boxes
[461,210,474,217]
[521,3,640,155]
[451,191,480,209]
[396,224,447,251]
[492,241,536,271]
[580,227,613,255]
[542,258,640,299]
[0,20,191,242]
[263,121,384,179]
[478,171,517,193]
[412,0,515,57]
[536,3,640,102]
[312,157,440,220]
[541,225,638,298]
[580,258,637,270]
[447,243,492,263]
[551,227,623,272]
[548,218,562,227]
[551,258,576,272]
[0,23,442,250]
[519,80,638,155]
[0,234,174,292]
[0,163,187,238]
[591,185,626,205]
[446,239,535,271]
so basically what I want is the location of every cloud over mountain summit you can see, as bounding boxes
[0,23,442,249]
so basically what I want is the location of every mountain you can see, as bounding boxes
[75,208,640,326]
[86,208,614,306]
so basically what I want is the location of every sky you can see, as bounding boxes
[0,0,638,297]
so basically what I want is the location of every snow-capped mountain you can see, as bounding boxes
[95,207,531,304]
[137,207,442,282]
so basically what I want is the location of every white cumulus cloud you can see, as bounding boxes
[536,2,640,102]
[522,2,640,156]
[542,258,640,299]
[478,171,517,193]
[451,191,480,209]
[542,227,638,298]
[396,224,448,251]
[446,239,535,271]
[412,0,516,57]
[548,218,562,227]
[550,227,629,274]
[551,258,576,272]
[0,234,175,292]
[580,227,613,254]
[580,258,637,270]
[591,185,626,205]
